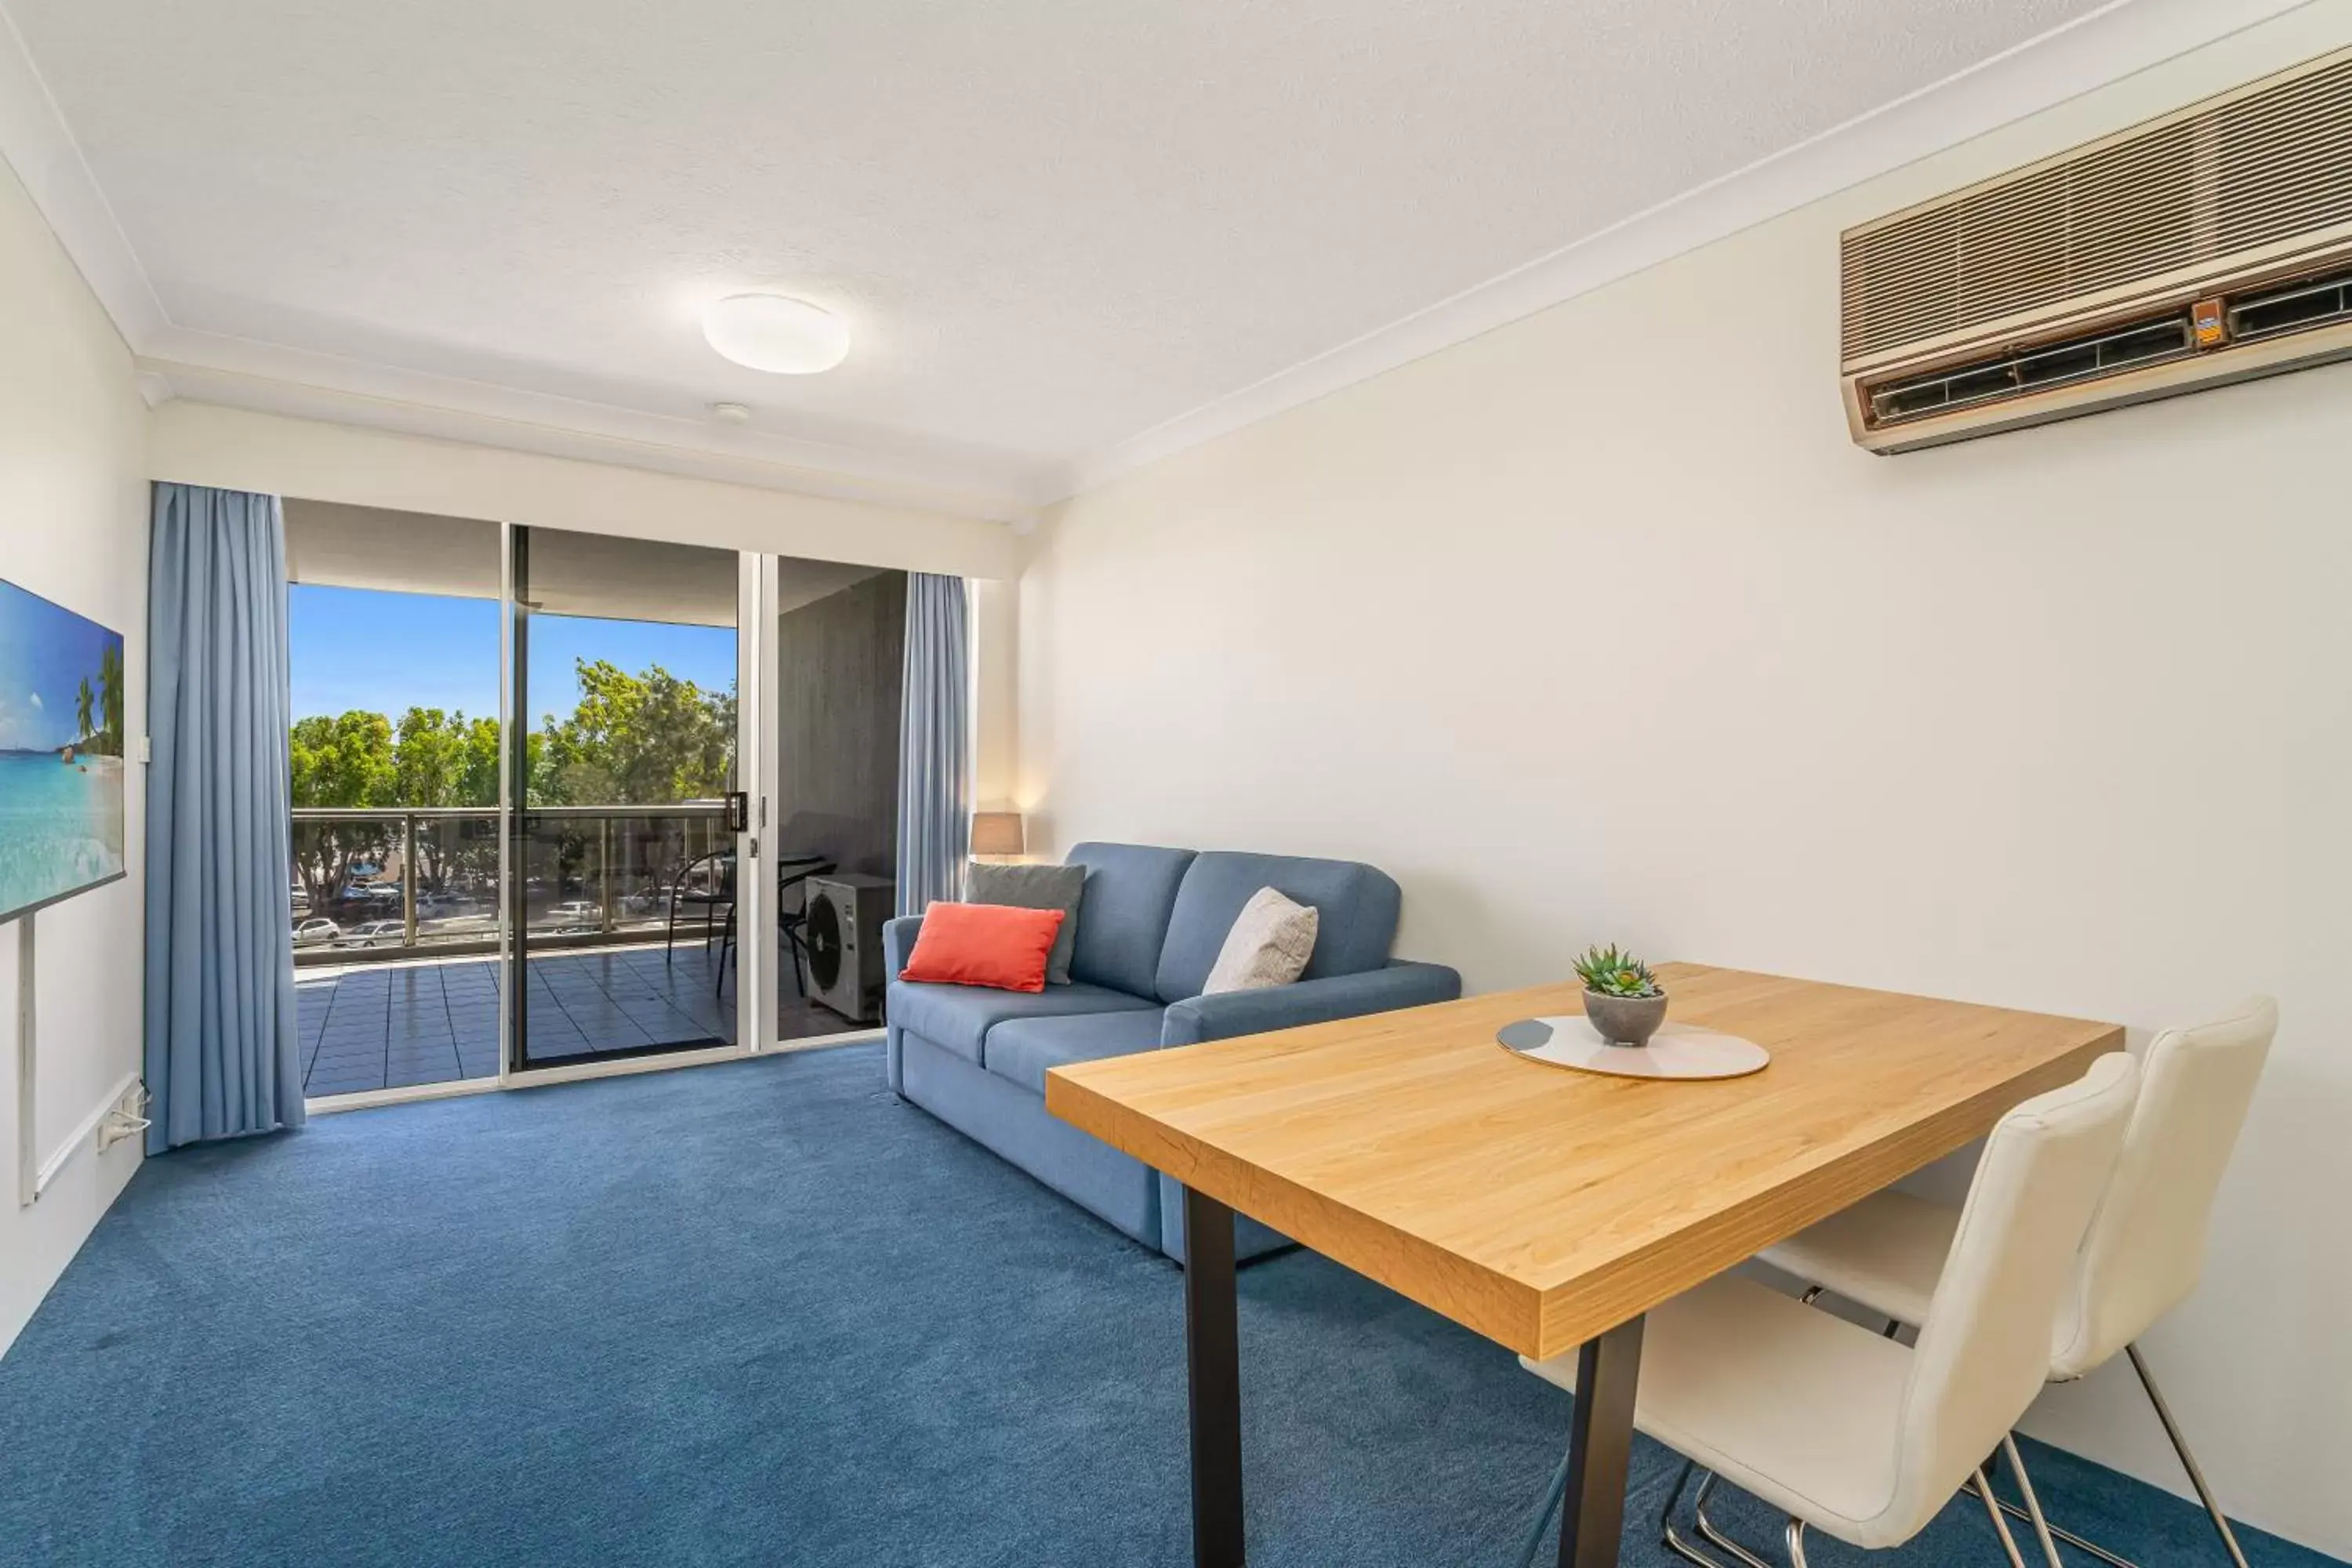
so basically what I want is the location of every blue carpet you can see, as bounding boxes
[0,1044,2335,1567]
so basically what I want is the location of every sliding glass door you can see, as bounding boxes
[505,526,754,1069]
[286,506,929,1106]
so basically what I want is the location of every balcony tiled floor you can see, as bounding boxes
[297,941,856,1098]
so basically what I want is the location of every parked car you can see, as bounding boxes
[293,918,341,946]
[541,900,603,929]
[339,920,407,949]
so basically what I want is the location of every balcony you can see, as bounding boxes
[292,803,735,966]
[290,803,801,1097]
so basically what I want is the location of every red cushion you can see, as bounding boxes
[898,902,1067,993]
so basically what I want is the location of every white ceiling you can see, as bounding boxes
[0,1,2303,517]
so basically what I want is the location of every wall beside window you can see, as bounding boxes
[1013,7,2352,1557]
[0,154,151,1354]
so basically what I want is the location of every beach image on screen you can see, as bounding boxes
[0,578,126,920]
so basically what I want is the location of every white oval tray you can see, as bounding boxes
[1497,1015,1769,1080]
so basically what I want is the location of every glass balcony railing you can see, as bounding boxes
[291,804,734,967]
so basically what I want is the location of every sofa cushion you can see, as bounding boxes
[898,901,1065,993]
[1064,842,1196,997]
[1155,851,1401,1004]
[965,860,1087,985]
[1203,887,1319,994]
[889,978,1158,1065]
[984,1008,1169,1097]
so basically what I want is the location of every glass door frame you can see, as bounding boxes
[495,529,776,1080]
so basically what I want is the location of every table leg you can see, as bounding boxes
[1557,1314,1646,1568]
[1184,1185,1245,1567]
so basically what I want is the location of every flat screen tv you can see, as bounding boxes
[0,577,126,922]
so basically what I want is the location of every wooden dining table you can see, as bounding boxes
[1044,962,2122,1567]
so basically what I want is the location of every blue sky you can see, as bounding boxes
[0,579,122,751]
[289,586,736,726]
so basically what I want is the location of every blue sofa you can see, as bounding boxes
[883,842,1461,1264]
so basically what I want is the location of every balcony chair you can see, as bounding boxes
[665,848,735,971]
[1515,1051,2140,1568]
[1757,998,2278,1568]
[714,856,836,1000]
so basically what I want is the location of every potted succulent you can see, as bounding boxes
[1574,945,1668,1047]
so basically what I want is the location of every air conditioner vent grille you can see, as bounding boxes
[2228,264,2352,343]
[1862,312,2194,428]
[1842,52,2352,364]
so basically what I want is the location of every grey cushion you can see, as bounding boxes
[964,860,1086,985]
[984,1008,1168,1097]
[1064,842,1197,997]
[1155,851,1401,1004]
[887,979,1157,1065]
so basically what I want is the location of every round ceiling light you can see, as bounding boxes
[701,293,850,375]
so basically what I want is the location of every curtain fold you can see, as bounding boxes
[146,483,303,1151]
[895,574,971,918]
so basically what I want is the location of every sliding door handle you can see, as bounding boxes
[727,791,750,833]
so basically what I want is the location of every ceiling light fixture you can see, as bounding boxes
[701,293,850,375]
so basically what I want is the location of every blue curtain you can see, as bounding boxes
[146,483,303,1151]
[895,574,971,917]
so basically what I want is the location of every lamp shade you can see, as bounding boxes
[970,811,1025,857]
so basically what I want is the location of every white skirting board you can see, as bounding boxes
[34,1069,143,1200]
[14,913,143,1208]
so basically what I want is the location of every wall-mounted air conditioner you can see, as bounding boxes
[1842,45,2352,454]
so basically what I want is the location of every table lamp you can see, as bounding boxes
[970,811,1025,858]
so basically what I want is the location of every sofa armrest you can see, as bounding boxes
[883,914,924,978]
[1160,960,1462,1047]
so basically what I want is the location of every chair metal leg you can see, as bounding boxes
[1976,1466,2033,1568]
[1968,1457,2143,1568]
[2001,1434,2066,1568]
[2127,1344,2252,1568]
[1784,1518,1809,1568]
[1515,1444,1577,1568]
[1661,1466,1749,1568]
[1692,1474,1779,1568]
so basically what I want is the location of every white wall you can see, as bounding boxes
[149,402,1023,583]
[971,575,1022,813]
[0,155,151,1354]
[1018,8,2352,1557]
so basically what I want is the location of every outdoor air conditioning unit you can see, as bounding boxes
[803,873,895,1025]
[1842,45,2352,454]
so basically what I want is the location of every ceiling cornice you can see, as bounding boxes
[1,0,2320,521]
[0,0,164,346]
[135,329,1043,521]
[0,0,1037,523]
[1045,0,2321,502]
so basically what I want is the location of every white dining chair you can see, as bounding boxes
[1517,1051,2140,1568]
[1759,998,2276,1568]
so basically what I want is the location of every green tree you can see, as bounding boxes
[459,716,504,808]
[288,659,735,923]
[391,708,469,807]
[74,678,93,743]
[536,660,735,807]
[289,710,397,910]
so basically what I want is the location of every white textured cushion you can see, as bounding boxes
[1201,887,1318,995]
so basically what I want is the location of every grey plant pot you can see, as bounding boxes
[1584,989,1668,1047]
